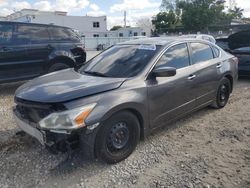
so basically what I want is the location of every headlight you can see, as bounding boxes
[39,103,96,130]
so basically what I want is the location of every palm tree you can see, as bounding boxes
[229,6,244,19]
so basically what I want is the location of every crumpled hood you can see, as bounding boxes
[15,69,125,103]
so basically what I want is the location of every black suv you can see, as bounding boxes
[0,21,86,83]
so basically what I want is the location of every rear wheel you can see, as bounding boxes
[48,63,70,72]
[211,78,231,109]
[95,111,140,164]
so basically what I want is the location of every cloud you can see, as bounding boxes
[110,0,160,13]
[90,3,100,11]
[11,1,31,10]
[86,3,106,16]
[0,0,90,16]
[34,1,52,11]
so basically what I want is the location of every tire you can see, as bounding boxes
[95,111,140,164]
[48,63,70,72]
[211,77,231,109]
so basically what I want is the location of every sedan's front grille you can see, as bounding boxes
[16,105,53,124]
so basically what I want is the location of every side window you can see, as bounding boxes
[0,24,13,44]
[49,27,79,42]
[190,43,214,64]
[16,25,50,44]
[212,46,220,58]
[156,43,190,69]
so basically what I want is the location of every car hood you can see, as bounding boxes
[15,69,126,103]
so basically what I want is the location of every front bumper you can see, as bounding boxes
[13,108,98,156]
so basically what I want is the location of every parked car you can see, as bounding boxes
[216,30,250,76]
[13,37,238,163]
[0,21,86,83]
[180,34,216,44]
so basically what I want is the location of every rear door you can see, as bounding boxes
[189,42,221,106]
[147,43,198,128]
[0,22,30,83]
[16,24,53,76]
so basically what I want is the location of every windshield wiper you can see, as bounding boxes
[83,71,108,77]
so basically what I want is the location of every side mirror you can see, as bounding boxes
[152,66,177,77]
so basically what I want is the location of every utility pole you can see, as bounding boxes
[124,11,127,28]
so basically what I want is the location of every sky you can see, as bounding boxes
[0,0,250,28]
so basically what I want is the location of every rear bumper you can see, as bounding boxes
[13,108,97,156]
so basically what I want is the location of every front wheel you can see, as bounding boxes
[95,111,140,164]
[211,78,231,109]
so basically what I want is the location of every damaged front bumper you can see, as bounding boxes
[13,107,99,157]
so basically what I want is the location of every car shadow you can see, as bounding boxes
[0,81,26,95]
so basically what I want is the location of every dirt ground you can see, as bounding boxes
[0,77,249,188]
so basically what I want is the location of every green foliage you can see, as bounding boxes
[153,0,238,33]
[179,0,231,31]
[228,6,244,19]
[152,10,181,33]
[110,25,123,31]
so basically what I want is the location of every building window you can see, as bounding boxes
[104,34,108,37]
[93,22,100,28]
[119,33,123,37]
[142,32,146,36]
[93,34,99,37]
[134,32,138,36]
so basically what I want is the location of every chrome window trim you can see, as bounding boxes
[144,41,190,80]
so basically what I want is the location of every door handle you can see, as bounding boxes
[1,47,13,52]
[47,44,53,49]
[188,74,196,80]
[216,63,222,68]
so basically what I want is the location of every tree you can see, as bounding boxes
[110,25,122,31]
[152,10,179,34]
[178,0,231,32]
[228,6,244,19]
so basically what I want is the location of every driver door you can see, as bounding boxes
[147,43,198,128]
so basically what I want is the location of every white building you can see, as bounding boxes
[108,27,148,37]
[2,9,108,37]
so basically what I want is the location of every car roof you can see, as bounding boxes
[118,37,213,46]
[0,21,71,30]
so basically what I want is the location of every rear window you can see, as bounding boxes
[49,27,80,42]
[0,24,13,44]
[190,43,214,64]
[15,24,50,44]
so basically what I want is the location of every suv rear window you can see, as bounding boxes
[0,24,13,44]
[16,25,50,44]
[190,43,214,64]
[49,27,80,42]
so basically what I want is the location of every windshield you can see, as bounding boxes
[80,44,161,78]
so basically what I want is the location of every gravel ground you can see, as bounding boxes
[0,71,249,187]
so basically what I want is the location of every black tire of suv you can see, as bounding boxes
[95,111,140,164]
[48,63,70,72]
[211,77,231,109]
